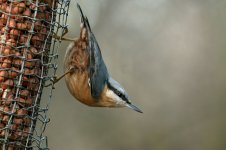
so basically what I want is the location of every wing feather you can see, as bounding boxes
[77,3,109,98]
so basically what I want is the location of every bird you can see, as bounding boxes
[50,3,142,113]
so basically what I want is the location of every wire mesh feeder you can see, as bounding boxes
[0,0,70,149]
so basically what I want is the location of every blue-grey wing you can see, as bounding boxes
[88,33,109,97]
[77,3,108,98]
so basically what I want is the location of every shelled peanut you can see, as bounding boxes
[0,0,54,147]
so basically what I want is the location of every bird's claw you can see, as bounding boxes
[44,75,58,89]
[53,27,74,42]
[44,69,73,88]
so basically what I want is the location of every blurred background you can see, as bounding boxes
[45,0,226,149]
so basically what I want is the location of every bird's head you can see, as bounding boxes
[106,77,143,113]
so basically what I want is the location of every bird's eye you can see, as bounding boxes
[116,91,122,97]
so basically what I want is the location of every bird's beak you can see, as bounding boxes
[126,103,143,113]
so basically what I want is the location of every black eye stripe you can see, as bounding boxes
[116,90,126,100]
[116,90,122,96]
[107,81,127,101]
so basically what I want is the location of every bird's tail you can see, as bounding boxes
[77,3,91,32]
[126,103,143,113]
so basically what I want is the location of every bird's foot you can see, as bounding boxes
[44,69,73,88]
[53,26,74,42]
[44,75,59,89]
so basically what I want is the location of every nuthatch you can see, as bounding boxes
[52,3,142,113]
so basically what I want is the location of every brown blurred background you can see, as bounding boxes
[45,0,226,149]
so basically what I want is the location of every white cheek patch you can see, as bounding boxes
[106,90,126,106]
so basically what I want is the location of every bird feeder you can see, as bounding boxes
[0,0,70,149]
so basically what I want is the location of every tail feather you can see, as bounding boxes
[77,3,91,32]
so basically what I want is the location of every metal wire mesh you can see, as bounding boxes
[0,0,70,149]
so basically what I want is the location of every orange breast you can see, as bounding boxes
[65,71,119,107]
[65,71,97,106]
